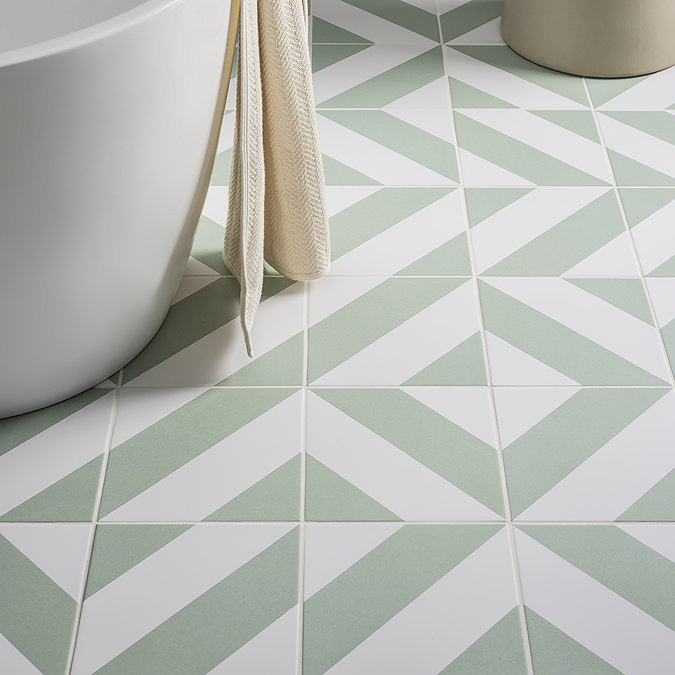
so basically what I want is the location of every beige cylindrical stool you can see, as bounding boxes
[501,0,675,77]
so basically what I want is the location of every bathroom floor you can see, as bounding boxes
[2,0,675,673]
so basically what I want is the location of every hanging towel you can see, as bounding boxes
[224,0,330,357]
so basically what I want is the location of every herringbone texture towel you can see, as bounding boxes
[224,0,331,356]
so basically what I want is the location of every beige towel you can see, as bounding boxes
[224,0,330,357]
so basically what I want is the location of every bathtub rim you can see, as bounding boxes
[0,0,185,68]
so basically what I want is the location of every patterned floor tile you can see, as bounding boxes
[0,390,115,522]
[313,44,449,108]
[312,0,439,45]
[455,109,612,186]
[72,523,300,674]
[327,186,471,275]
[318,109,459,185]
[467,187,638,276]
[120,276,305,387]
[306,388,504,521]
[308,277,487,385]
[209,110,235,187]
[0,523,92,674]
[619,188,675,276]
[98,388,302,522]
[445,46,589,109]
[478,277,670,385]
[587,67,675,111]
[494,387,675,521]
[304,524,526,674]
[516,525,675,674]
[597,111,675,186]
[646,278,675,382]
[438,0,505,45]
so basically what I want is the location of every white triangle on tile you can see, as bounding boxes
[492,386,580,448]
[385,77,450,109]
[0,633,41,675]
[171,276,218,305]
[458,148,534,186]
[201,187,230,227]
[618,524,675,563]
[325,186,381,218]
[0,524,92,600]
[403,387,497,448]
[183,257,219,277]
[485,332,579,386]
[386,108,455,143]
[563,233,639,277]
[447,18,504,45]
[646,278,675,327]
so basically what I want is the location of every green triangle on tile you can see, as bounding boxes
[210,149,232,186]
[449,77,518,109]
[525,608,622,675]
[649,257,675,276]
[1,456,104,522]
[566,279,654,325]
[305,456,402,521]
[440,0,504,42]
[586,76,649,107]
[322,153,381,186]
[608,149,675,186]
[532,111,600,143]
[464,188,535,227]
[205,455,301,521]
[217,332,304,385]
[619,468,675,521]
[0,388,109,457]
[312,44,371,73]
[340,0,439,41]
[395,234,472,276]
[191,216,227,274]
[85,524,192,598]
[439,607,527,674]
[618,188,675,226]
[403,332,487,386]
[312,17,373,44]
[603,112,675,144]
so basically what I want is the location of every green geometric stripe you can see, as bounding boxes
[394,233,473,277]
[322,153,383,185]
[455,113,609,186]
[0,388,109,456]
[312,44,371,72]
[338,0,439,41]
[0,534,78,675]
[601,112,675,144]
[312,16,373,44]
[440,0,503,42]
[303,524,501,675]
[520,525,675,631]
[316,47,445,108]
[210,149,232,186]
[190,216,229,274]
[619,188,675,226]
[320,110,459,182]
[502,388,668,517]
[465,188,534,226]
[607,149,675,186]
[313,388,504,515]
[308,278,467,383]
[98,388,298,518]
[479,281,669,385]
[619,468,675,521]
[586,76,650,108]
[532,111,599,142]
[566,279,654,325]
[85,524,192,599]
[525,607,622,675]
[96,527,300,674]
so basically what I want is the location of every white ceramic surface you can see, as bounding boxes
[0,0,235,417]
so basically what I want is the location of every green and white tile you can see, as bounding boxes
[494,387,675,521]
[313,44,449,108]
[0,389,114,521]
[318,109,459,185]
[72,524,300,674]
[455,110,612,186]
[120,276,305,386]
[438,0,505,45]
[312,0,439,45]
[208,110,234,187]
[303,524,526,674]
[619,188,675,276]
[306,388,504,521]
[327,186,471,275]
[467,188,638,276]
[98,388,302,522]
[479,277,670,385]
[646,278,675,383]
[308,277,487,385]
[516,525,675,674]
[597,112,675,186]
[587,67,675,110]
[445,46,589,109]
[0,523,92,675]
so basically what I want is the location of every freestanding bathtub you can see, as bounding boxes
[0,0,238,417]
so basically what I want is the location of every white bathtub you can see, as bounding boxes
[0,0,237,417]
